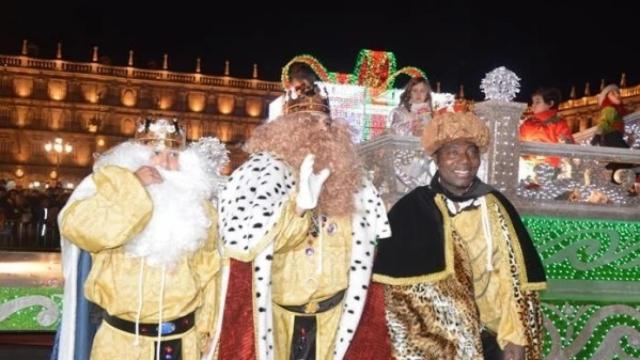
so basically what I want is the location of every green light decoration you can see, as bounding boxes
[524,215,640,358]
[281,54,331,89]
[386,66,428,88]
[352,49,397,90]
[522,216,640,281]
[541,301,640,360]
[280,49,427,92]
[0,287,62,331]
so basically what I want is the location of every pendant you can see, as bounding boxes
[305,247,315,256]
[326,222,337,235]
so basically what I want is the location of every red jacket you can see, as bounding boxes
[519,110,574,144]
[519,110,574,167]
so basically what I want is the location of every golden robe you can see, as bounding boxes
[450,199,527,348]
[269,201,352,360]
[61,166,222,360]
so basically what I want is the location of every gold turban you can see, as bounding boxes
[421,111,491,155]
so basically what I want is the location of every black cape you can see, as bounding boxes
[373,175,546,284]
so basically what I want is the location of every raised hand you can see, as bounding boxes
[296,154,331,212]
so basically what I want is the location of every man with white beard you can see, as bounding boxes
[53,118,228,360]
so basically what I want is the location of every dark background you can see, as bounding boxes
[2,2,638,101]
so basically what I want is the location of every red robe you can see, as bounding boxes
[218,260,393,360]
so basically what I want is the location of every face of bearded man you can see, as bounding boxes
[150,149,181,171]
[123,148,213,267]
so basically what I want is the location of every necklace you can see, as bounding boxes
[306,213,327,256]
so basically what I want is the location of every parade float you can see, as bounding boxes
[356,64,640,360]
[269,49,456,142]
[272,52,640,359]
[1,49,639,359]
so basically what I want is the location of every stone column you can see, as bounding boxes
[473,100,526,197]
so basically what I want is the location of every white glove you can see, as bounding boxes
[296,154,331,211]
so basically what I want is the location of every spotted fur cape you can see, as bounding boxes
[218,152,391,360]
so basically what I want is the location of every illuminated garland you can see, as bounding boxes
[522,215,640,281]
[541,301,640,360]
[281,54,330,89]
[385,66,428,88]
[352,49,397,89]
[280,49,426,92]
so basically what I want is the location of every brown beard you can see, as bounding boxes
[244,112,363,217]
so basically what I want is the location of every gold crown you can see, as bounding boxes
[283,84,331,115]
[135,118,186,150]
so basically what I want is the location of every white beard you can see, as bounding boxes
[92,141,221,267]
[123,157,213,267]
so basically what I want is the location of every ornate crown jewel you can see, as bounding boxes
[283,83,331,115]
[135,118,186,150]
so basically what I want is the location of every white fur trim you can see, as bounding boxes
[57,175,97,360]
[332,179,390,360]
[229,161,390,360]
[253,244,275,360]
[219,152,294,261]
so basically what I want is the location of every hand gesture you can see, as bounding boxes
[134,166,163,186]
[296,154,331,211]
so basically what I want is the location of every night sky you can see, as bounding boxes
[2,2,638,101]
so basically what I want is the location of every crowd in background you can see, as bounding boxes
[0,179,70,250]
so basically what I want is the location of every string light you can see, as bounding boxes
[517,160,639,206]
[281,50,426,93]
[542,301,640,359]
[385,66,428,89]
[281,54,331,89]
[480,66,521,101]
[523,216,640,281]
[352,50,397,91]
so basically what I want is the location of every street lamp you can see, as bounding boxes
[44,137,73,169]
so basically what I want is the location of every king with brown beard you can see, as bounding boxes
[217,63,391,360]
[54,119,229,360]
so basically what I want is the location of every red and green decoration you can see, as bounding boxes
[281,49,426,94]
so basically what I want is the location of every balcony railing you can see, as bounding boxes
[0,55,282,92]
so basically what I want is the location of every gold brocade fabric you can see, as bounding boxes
[61,166,222,358]
[450,199,527,348]
[271,204,352,306]
[270,202,352,359]
[272,302,343,360]
[61,166,153,253]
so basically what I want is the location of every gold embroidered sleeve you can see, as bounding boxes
[193,203,223,348]
[273,199,313,253]
[61,165,153,253]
